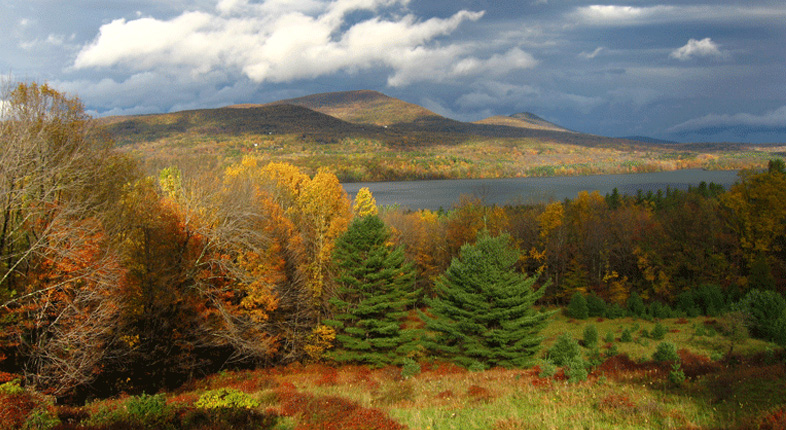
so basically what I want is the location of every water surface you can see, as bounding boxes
[342,169,741,210]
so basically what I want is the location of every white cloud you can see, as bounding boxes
[670,38,725,61]
[579,47,603,59]
[573,5,675,25]
[73,0,524,88]
[669,106,786,134]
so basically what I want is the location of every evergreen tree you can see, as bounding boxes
[566,292,589,319]
[421,233,553,368]
[324,215,417,367]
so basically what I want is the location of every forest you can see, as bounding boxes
[2,83,786,429]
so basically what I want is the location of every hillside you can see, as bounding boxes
[474,112,572,132]
[229,89,440,126]
[99,90,777,181]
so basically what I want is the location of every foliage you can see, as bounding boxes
[566,292,589,319]
[668,362,686,387]
[626,291,646,317]
[735,289,786,342]
[548,333,582,366]
[651,322,668,340]
[565,357,589,383]
[421,233,552,368]
[653,342,680,363]
[586,293,608,318]
[325,215,418,367]
[400,358,421,379]
[582,324,598,348]
[195,388,261,410]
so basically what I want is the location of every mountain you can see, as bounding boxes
[474,112,571,133]
[228,90,439,126]
[103,90,641,149]
[100,103,390,146]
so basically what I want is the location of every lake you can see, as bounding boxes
[341,169,742,210]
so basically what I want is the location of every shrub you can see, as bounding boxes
[582,324,598,348]
[604,331,615,343]
[195,388,260,410]
[651,322,668,340]
[566,292,589,319]
[653,342,680,363]
[586,293,607,318]
[548,333,582,366]
[86,393,171,429]
[649,301,673,319]
[668,363,686,387]
[735,289,786,341]
[565,357,588,383]
[620,327,633,343]
[605,303,626,319]
[626,291,646,317]
[400,359,421,379]
[538,360,557,378]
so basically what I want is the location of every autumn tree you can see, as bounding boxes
[421,233,552,369]
[324,215,418,366]
[222,159,352,361]
[722,164,786,291]
[0,82,134,395]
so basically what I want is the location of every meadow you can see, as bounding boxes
[6,313,783,430]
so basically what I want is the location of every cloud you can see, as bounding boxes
[456,81,603,114]
[670,38,725,61]
[572,5,675,25]
[73,0,528,87]
[669,106,786,135]
[572,5,786,26]
[579,47,603,59]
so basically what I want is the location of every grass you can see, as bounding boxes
[10,315,784,429]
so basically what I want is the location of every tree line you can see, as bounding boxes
[1,83,784,401]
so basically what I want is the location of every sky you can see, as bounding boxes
[2,0,786,143]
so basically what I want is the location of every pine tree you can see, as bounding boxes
[421,233,553,368]
[324,215,417,367]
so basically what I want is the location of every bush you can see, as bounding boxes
[0,382,59,430]
[668,363,686,387]
[653,342,680,363]
[582,324,598,348]
[586,293,607,318]
[735,289,786,341]
[620,327,633,343]
[566,292,589,319]
[538,360,557,378]
[400,359,421,379]
[605,303,626,319]
[649,301,673,319]
[604,331,615,343]
[548,333,582,366]
[627,291,646,317]
[195,388,260,410]
[86,393,171,429]
[565,357,588,383]
[651,322,668,340]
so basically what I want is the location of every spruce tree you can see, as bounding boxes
[421,233,553,368]
[324,215,417,367]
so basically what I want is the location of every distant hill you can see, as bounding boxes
[474,112,571,133]
[103,90,645,149]
[621,136,679,144]
[229,90,440,126]
[100,104,390,146]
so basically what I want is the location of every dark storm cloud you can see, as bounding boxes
[3,0,785,143]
